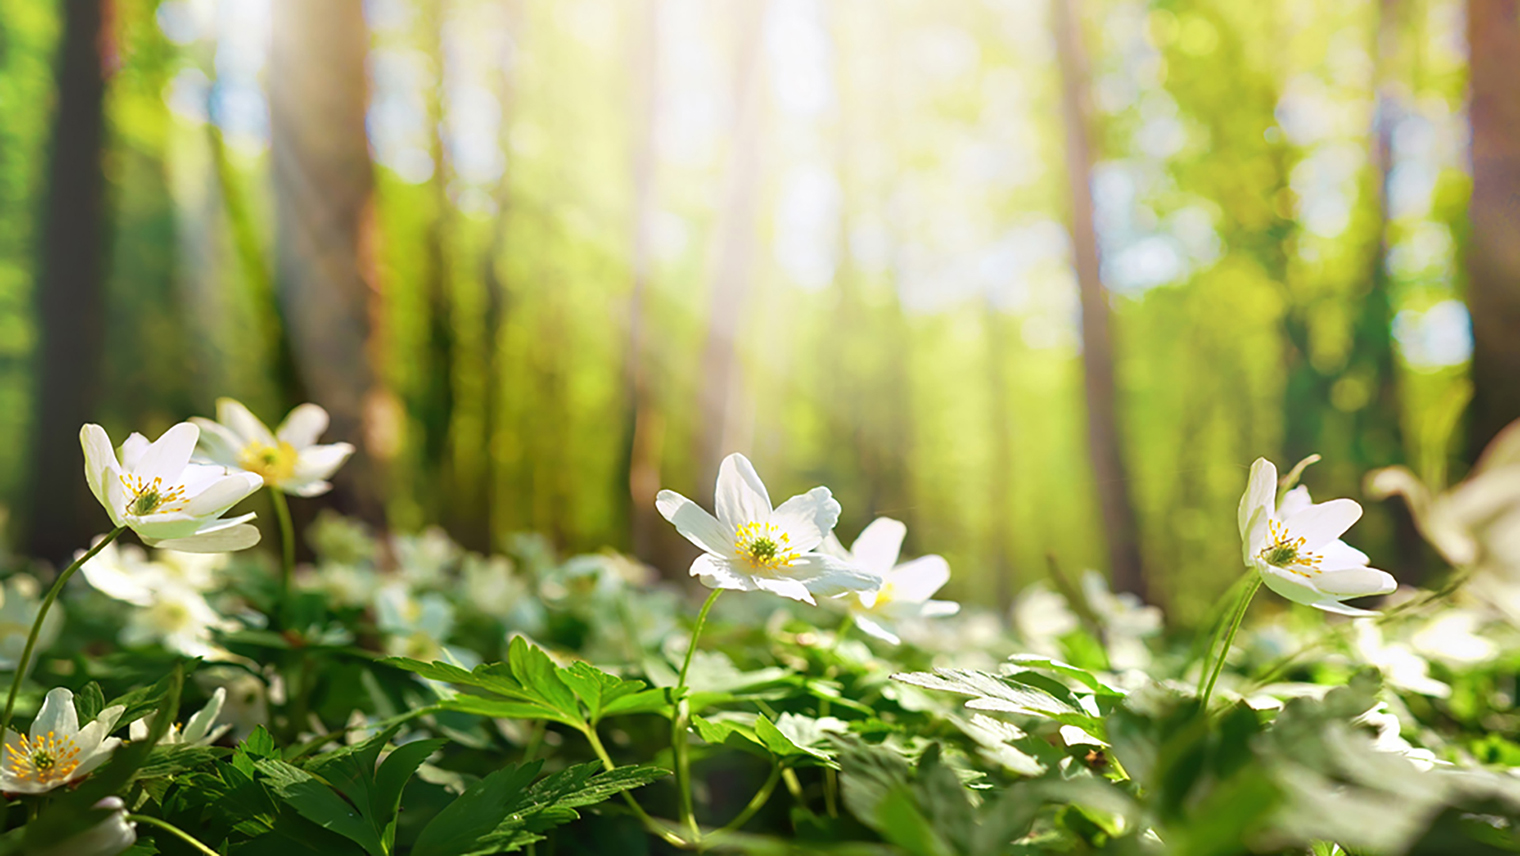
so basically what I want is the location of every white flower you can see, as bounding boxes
[32,796,136,856]
[1011,584,1078,658]
[1409,610,1499,667]
[130,688,231,746]
[655,453,879,605]
[1352,620,1450,698]
[1369,419,1520,576]
[0,688,124,794]
[1238,458,1396,616]
[81,422,263,553]
[80,540,222,604]
[120,585,235,660]
[1081,570,1162,670]
[823,518,958,645]
[1354,703,1446,771]
[80,541,234,659]
[301,562,379,609]
[376,582,456,661]
[192,398,355,497]
[0,576,62,673]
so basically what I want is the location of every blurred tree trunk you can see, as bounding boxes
[1051,0,1146,598]
[623,0,671,567]
[269,0,385,525]
[1466,0,1520,457]
[26,0,114,563]
[696,0,768,503]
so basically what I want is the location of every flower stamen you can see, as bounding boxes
[1257,519,1323,577]
[237,439,299,484]
[119,474,189,517]
[734,522,799,571]
[4,731,81,786]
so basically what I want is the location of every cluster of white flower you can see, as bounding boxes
[657,453,961,644]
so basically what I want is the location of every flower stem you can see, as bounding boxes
[128,814,221,856]
[673,588,722,845]
[706,764,782,844]
[270,488,295,624]
[583,723,691,848]
[0,525,125,736]
[1199,576,1261,713]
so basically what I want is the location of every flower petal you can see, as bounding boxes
[782,553,882,598]
[853,614,901,645]
[119,433,151,471]
[1314,567,1397,598]
[190,418,245,468]
[884,555,951,603]
[1238,458,1277,540]
[751,575,816,604]
[30,688,79,741]
[291,443,355,486]
[79,424,119,509]
[848,517,906,576]
[689,554,758,592]
[154,522,262,553]
[133,423,200,485]
[184,472,263,517]
[1284,498,1363,550]
[656,490,733,555]
[183,688,227,744]
[715,453,772,530]
[1277,485,1313,519]
[770,487,841,553]
[1318,539,1371,569]
[276,403,330,449]
[919,599,962,618]
[217,398,276,446]
[1310,599,1381,617]
[1257,564,1325,607]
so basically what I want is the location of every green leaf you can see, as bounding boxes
[371,738,448,851]
[243,725,280,760]
[558,661,665,722]
[892,668,1090,722]
[257,757,387,856]
[1006,655,1126,696]
[410,761,545,856]
[384,637,586,728]
[73,681,105,722]
[756,713,844,767]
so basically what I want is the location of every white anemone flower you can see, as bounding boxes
[130,688,231,746]
[0,688,125,794]
[1352,620,1450,698]
[80,422,263,553]
[1239,458,1396,616]
[192,398,355,497]
[33,797,136,856]
[823,518,958,645]
[0,575,62,673]
[655,453,879,605]
[80,541,235,659]
[376,582,457,661]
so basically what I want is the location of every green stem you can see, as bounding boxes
[0,526,125,736]
[706,764,782,845]
[129,814,221,856]
[1195,573,1253,696]
[584,724,690,849]
[673,589,722,844]
[270,488,295,623]
[1200,576,1261,712]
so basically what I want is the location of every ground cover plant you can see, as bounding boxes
[1,398,1519,855]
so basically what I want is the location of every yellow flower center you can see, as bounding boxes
[120,475,189,517]
[734,522,799,571]
[238,440,298,485]
[1258,519,1322,578]
[5,731,81,786]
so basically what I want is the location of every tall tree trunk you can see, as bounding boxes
[1051,0,1146,597]
[1466,0,1520,457]
[696,0,769,502]
[26,0,114,563]
[269,0,384,525]
[624,0,666,564]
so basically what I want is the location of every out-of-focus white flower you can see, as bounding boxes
[822,518,958,645]
[193,398,354,497]
[462,554,527,618]
[376,582,456,661]
[1369,419,1520,576]
[1239,458,1396,616]
[1011,583,1078,658]
[0,575,62,673]
[0,688,124,794]
[301,562,379,609]
[199,669,268,740]
[120,585,235,660]
[655,453,878,605]
[392,527,463,590]
[1352,620,1450,698]
[80,423,263,553]
[1410,610,1499,667]
[130,688,231,747]
[1081,570,1162,670]
[1354,703,1446,771]
[32,796,136,856]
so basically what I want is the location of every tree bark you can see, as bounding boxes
[696,0,769,502]
[26,0,114,563]
[1467,0,1520,457]
[269,0,385,525]
[1051,0,1146,597]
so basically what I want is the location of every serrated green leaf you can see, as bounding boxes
[73,681,105,722]
[892,668,1086,719]
[411,761,545,856]
[371,738,447,851]
[243,725,280,760]
[385,637,586,728]
[256,757,386,856]
[1006,655,1126,696]
[558,661,664,722]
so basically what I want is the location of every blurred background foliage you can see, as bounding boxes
[0,0,1513,626]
